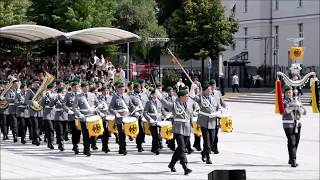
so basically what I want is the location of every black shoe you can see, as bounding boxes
[201,154,206,162]
[58,144,64,151]
[187,148,194,154]
[3,134,8,140]
[5,134,9,140]
[32,140,40,146]
[168,164,176,172]
[288,159,292,164]
[91,145,98,150]
[44,138,47,143]
[194,146,201,151]
[84,151,91,157]
[102,147,110,153]
[206,159,212,164]
[182,164,192,175]
[48,143,54,149]
[159,144,163,149]
[72,146,79,154]
[138,147,143,152]
[13,134,17,142]
[170,147,175,151]
[21,139,26,144]
[64,134,69,141]
[290,160,299,167]
[154,150,160,155]
[119,149,127,155]
[213,150,219,154]
[129,136,134,141]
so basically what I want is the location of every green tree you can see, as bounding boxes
[0,0,32,27]
[27,0,116,31]
[166,0,239,82]
[113,0,166,60]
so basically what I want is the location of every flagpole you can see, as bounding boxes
[167,48,193,84]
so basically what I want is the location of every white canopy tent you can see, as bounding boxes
[0,24,141,78]
[0,24,65,43]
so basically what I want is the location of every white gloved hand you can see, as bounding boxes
[68,110,74,115]
[134,112,139,117]
[79,114,85,120]
[0,96,5,101]
[99,112,105,117]
[116,113,121,118]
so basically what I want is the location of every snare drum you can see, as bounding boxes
[157,121,173,140]
[192,117,202,137]
[142,118,151,136]
[220,113,233,132]
[123,116,139,138]
[108,119,118,134]
[86,115,104,137]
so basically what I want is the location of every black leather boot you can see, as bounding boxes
[58,141,64,151]
[48,143,54,149]
[13,133,18,142]
[290,159,299,167]
[182,163,192,175]
[206,154,212,164]
[168,163,176,172]
[72,145,79,154]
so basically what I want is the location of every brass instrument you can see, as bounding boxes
[0,80,13,109]
[30,72,55,111]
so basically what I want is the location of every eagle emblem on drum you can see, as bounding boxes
[92,123,102,133]
[129,124,138,134]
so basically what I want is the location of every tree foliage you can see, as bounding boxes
[167,0,239,61]
[27,0,116,31]
[0,0,32,27]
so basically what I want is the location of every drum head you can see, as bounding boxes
[220,113,231,118]
[122,116,137,123]
[86,115,101,122]
[105,115,115,120]
[192,117,198,122]
[157,121,172,127]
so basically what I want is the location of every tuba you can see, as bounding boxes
[30,72,55,111]
[0,80,13,109]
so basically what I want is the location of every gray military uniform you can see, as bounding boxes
[4,88,18,115]
[129,92,148,118]
[282,98,303,129]
[15,90,27,118]
[109,93,133,125]
[212,90,227,108]
[25,88,41,117]
[53,94,69,121]
[193,95,221,129]
[161,98,199,136]
[73,92,100,120]
[64,91,77,121]
[41,90,55,120]
[97,94,113,118]
[143,98,163,126]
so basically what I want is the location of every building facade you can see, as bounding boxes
[221,0,319,85]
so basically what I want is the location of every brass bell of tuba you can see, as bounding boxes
[0,80,13,109]
[30,72,55,112]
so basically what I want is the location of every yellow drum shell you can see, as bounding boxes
[192,117,202,137]
[108,120,118,134]
[86,115,104,137]
[143,121,151,136]
[158,121,173,140]
[75,118,82,131]
[220,114,233,132]
[123,117,139,138]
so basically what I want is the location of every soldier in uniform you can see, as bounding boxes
[15,83,28,144]
[64,81,81,154]
[0,80,5,137]
[162,86,176,151]
[25,78,41,146]
[97,85,112,153]
[53,87,71,151]
[109,81,133,155]
[192,82,221,164]
[73,81,101,156]
[41,83,55,149]
[3,79,20,142]
[161,86,198,175]
[130,82,148,152]
[143,89,164,155]
[282,86,306,167]
[24,80,33,141]
[209,79,227,154]
[191,84,202,151]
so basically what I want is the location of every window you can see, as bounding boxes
[274,26,279,49]
[244,0,248,12]
[298,0,303,7]
[244,27,248,49]
[275,0,279,10]
[298,23,303,46]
